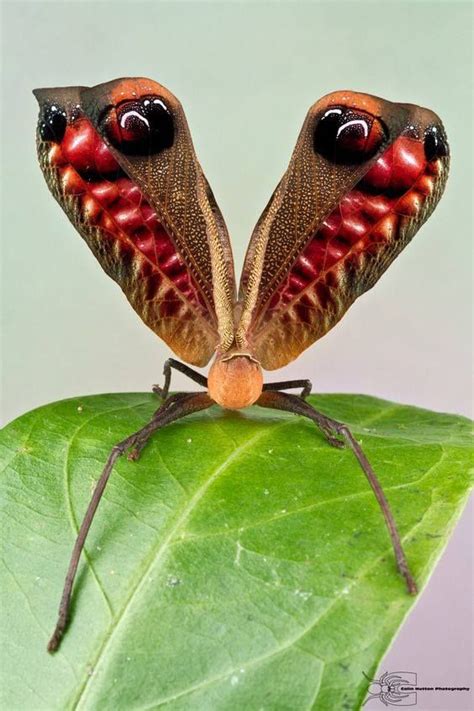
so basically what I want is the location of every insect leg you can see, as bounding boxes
[256,390,417,595]
[153,358,208,400]
[47,391,213,653]
[263,378,312,398]
[127,392,206,460]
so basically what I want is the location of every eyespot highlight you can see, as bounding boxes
[101,95,174,155]
[39,104,67,142]
[313,106,388,164]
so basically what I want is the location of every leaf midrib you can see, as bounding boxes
[132,449,451,709]
[76,435,456,709]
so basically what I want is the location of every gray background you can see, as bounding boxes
[1,1,472,708]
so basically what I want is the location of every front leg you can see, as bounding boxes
[263,378,312,399]
[153,358,208,400]
[256,389,417,595]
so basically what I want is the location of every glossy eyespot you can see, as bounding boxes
[102,95,174,155]
[39,104,67,142]
[313,106,388,165]
[424,125,449,162]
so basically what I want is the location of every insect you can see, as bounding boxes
[34,77,449,653]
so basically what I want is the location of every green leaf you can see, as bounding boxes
[0,393,472,710]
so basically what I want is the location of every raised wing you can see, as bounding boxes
[237,91,449,370]
[34,78,235,366]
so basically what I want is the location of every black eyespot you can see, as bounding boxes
[313,106,387,165]
[103,95,174,156]
[424,125,449,161]
[39,104,67,142]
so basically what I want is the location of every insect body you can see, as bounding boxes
[34,78,449,652]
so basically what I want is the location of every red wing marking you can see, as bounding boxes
[48,116,206,311]
[257,134,440,328]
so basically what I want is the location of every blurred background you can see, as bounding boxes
[1,2,472,708]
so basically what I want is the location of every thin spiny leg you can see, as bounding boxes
[263,378,312,399]
[256,390,417,595]
[127,392,202,460]
[47,391,213,654]
[153,358,208,400]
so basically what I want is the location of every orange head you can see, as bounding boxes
[207,353,263,409]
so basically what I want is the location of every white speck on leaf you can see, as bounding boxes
[234,541,243,567]
[230,675,239,686]
[167,575,181,587]
[294,589,312,601]
[263,488,270,495]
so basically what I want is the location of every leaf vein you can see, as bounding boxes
[71,418,298,708]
